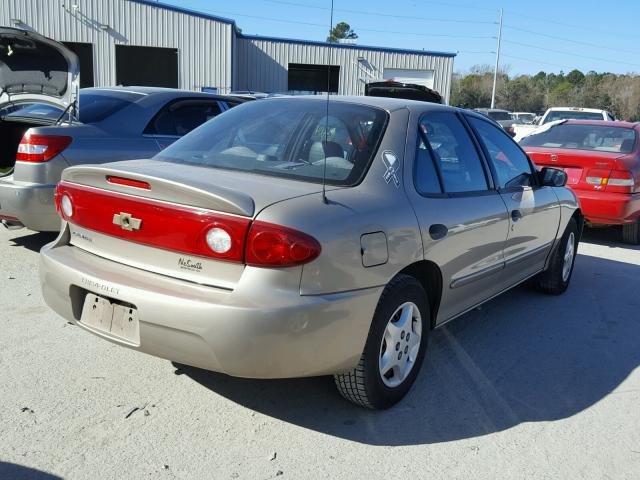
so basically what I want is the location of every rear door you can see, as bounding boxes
[466,115,560,282]
[144,99,224,150]
[406,111,510,323]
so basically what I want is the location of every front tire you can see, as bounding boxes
[534,218,578,295]
[622,220,640,244]
[334,274,430,409]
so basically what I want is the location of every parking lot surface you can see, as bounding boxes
[1,227,639,479]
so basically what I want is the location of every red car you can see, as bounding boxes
[521,120,640,243]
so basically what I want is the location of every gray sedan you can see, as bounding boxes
[40,96,582,409]
[0,87,244,231]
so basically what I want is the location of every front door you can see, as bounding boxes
[465,115,561,283]
[406,111,510,324]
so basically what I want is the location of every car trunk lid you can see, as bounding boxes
[58,160,324,288]
[0,27,79,110]
[525,147,626,191]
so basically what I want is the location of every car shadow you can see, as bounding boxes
[582,226,640,250]
[0,462,62,480]
[8,232,58,253]
[177,253,640,446]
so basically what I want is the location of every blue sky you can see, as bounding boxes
[162,0,640,76]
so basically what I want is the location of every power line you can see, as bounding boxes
[261,0,497,25]
[504,25,640,56]
[503,40,640,69]
[500,53,570,70]
[504,9,640,41]
[209,9,495,40]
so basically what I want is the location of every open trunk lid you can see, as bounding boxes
[0,27,79,110]
[58,160,323,289]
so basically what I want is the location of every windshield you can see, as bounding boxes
[155,99,388,186]
[515,113,535,123]
[488,111,511,121]
[520,124,636,153]
[543,110,604,123]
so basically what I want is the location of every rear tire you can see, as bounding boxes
[334,274,430,409]
[622,220,640,244]
[534,218,578,295]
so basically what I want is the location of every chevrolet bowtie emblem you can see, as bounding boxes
[113,212,142,231]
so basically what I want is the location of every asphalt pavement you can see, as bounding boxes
[1,226,639,479]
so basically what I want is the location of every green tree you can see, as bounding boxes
[327,22,358,43]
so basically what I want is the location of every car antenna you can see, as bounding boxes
[321,0,335,205]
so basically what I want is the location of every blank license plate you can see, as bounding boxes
[80,293,140,344]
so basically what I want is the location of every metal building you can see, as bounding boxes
[1,0,456,102]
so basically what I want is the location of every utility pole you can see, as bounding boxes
[491,8,503,109]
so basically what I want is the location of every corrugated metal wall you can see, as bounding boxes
[0,0,233,92]
[0,0,454,100]
[236,37,455,103]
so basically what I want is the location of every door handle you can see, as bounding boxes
[429,224,448,240]
[511,209,522,222]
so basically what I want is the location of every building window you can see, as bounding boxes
[115,45,178,88]
[62,42,94,88]
[288,63,339,93]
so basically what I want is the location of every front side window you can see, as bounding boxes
[154,99,388,186]
[468,116,534,189]
[417,112,488,193]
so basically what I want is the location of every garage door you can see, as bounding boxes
[62,42,94,88]
[115,46,178,88]
[383,68,434,89]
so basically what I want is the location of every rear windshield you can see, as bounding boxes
[543,110,604,123]
[154,99,388,186]
[488,111,511,121]
[0,91,139,124]
[3,103,63,121]
[520,124,636,153]
[78,91,140,123]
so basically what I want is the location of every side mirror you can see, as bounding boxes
[539,167,567,187]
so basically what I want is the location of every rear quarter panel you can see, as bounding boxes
[255,107,425,295]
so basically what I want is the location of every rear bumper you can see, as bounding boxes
[0,175,60,231]
[574,190,640,225]
[40,241,381,379]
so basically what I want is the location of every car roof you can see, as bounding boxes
[474,108,510,113]
[547,107,607,113]
[81,86,237,100]
[561,119,637,128]
[263,94,454,113]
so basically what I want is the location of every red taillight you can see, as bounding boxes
[107,176,151,190]
[55,182,250,262]
[607,170,635,193]
[246,221,321,267]
[585,168,635,193]
[16,134,72,163]
[54,182,322,267]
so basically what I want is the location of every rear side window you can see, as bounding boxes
[145,100,222,136]
[154,99,388,186]
[78,92,140,123]
[417,112,488,193]
[468,116,534,189]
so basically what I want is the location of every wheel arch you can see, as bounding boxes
[397,260,443,329]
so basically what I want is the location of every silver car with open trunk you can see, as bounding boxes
[40,96,582,408]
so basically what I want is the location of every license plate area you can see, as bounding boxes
[80,293,140,345]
